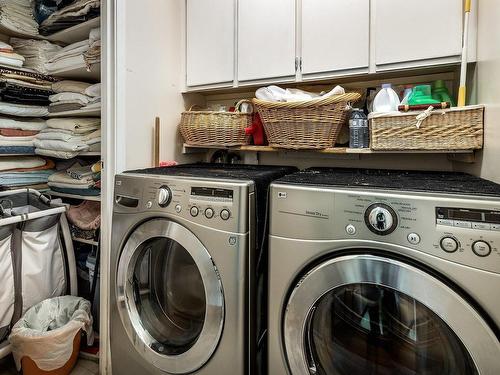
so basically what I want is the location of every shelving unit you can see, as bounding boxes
[48,107,101,118]
[182,143,476,155]
[47,190,101,202]
[46,17,101,44]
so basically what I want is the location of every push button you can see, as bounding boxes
[472,241,491,257]
[472,222,491,230]
[190,206,199,217]
[345,224,356,235]
[407,233,421,245]
[175,204,182,213]
[440,237,459,253]
[220,209,230,220]
[205,208,214,219]
[454,220,472,229]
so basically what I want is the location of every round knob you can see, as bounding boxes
[364,203,398,235]
[205,208,214,219]
[472,240,491,257]
[190,206,199,217]
[440,237,459,253]
[157,186,171,207]
[220,209,231,221]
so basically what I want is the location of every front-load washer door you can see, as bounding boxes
[116,218,224,374]
[284,254,500,375]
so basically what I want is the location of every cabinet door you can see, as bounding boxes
[186,0,234,86]
[238,0,296,82]
[374,0,462,66]
[301,0,369,75]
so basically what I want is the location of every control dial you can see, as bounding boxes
[365,203,398,235]
[440,237,459,253]
[158,186,172,207]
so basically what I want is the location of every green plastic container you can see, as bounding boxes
[432,80,455,106]
[408,85,440,106]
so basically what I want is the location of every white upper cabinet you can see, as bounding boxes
[301,0,369,76]
[237,0,296,82]
[374,0,463,66]
[186,0,235,87]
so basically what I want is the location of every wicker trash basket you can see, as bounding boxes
[180,100,253,146]
[252,93,361,149]
[369,105,484,150]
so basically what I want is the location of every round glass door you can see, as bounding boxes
[284,255,500,375]
[116,219,224,374]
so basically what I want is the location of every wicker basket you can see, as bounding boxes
[252,93,361,149]
[180,100,253,146]
[369,105,484,150]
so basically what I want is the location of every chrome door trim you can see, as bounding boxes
[284,254,500,375]
[116,218,224,374]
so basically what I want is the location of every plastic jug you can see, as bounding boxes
[408,85,440,106]
[432,80,454,106]
[372,84,400,112]
[401,85,413,105]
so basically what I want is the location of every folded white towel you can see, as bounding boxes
[255,85,346,103]
[0,117,46,131]
[49,92,92,104]
[84,83,101,98]
[35,148,79,159]
[46,118,100,132]
[0,102,49,117]
[0,156,46,171]
[51,80,91,94]
[34,138,90,152]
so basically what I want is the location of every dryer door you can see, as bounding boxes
[116,218,224,374]
[284,254,500,375]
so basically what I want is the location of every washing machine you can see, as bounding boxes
[110,164,295,375]
[268,168,500,375]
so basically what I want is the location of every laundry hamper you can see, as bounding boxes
[252,93,361,149]
[180,100,253,146]
[369,105,484,150]
[0,189,77,359]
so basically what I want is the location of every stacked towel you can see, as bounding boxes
[49,83,101,113]
[0,117,46,154]
[0,41,25,68]
[0,67,55,116]
[35,117,101,158]
[39,0,100,35]
[0,0,39,37]
[48,160,100,196]
[10,38,62,74]
[46,28,101,74]
[0,157,55,190]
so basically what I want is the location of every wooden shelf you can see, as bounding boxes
[72,236,99,246]
[50,62,100,82]
[183,144,475,155]
[46,17,101,45]
[47,190,100,201]
[48,106,101,118]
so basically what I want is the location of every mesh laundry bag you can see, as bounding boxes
[9,296,94,372]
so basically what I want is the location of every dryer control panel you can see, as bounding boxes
[270,183,500,274]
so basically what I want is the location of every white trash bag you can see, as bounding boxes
[9,296,94,371]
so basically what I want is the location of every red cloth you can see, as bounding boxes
[245,114,266,145]
[0,128,39,137]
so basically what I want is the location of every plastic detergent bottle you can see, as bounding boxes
[372,84,400,112]
[432,80,454,106]
[401,85,413,105]
[408,85,440,106]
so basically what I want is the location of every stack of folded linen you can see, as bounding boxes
[48,160,100,196]
[39,0,100,35]
[0,117,46,154]
[0,41,25,68]
[49,82,101,113]
[0,156,55,190]
[0,0,39,37]
[0,67,55,116]
[46,27,101,74]
[34,117,101,158]
[10,38,62,74]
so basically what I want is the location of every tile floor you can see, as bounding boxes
[0,356,98,375]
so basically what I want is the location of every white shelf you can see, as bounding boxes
[47,190,100,201]
[50,62,100,82]
[79,152,101,156]
[46,17,101,45]
[48,107,101,118]
[73,236,99,246]
[0,153,35,157]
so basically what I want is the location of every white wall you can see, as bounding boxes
[459,0,500,182]
[116,0,187,172]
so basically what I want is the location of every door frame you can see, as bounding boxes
[284,254,500,375]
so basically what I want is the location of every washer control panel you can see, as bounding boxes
[114,174,250,234]
[270,184,500,274]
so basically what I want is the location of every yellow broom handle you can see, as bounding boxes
[464,0,471,13]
